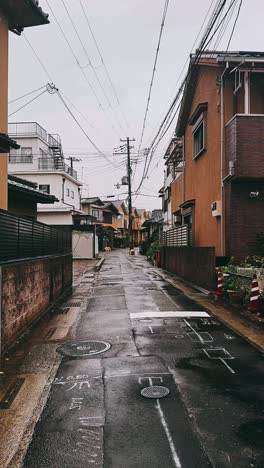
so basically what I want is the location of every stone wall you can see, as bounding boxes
[0,254,72,353]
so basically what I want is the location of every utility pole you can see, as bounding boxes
[67,156,81,174]
[117,137,135,249]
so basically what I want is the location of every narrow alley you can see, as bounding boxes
[2,250,262,468]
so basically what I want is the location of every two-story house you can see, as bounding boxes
[81,197,119,250]
[161,136,183,232]
[112,200,128,244]
[0,1,49,210]
[170,51,264,263]
[8,122,83,225]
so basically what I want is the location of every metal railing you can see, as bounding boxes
[161,225,191,247]
[8,122,47,141]
[9,155,33,163]
[38,158,77,179]
[0,209,72,263]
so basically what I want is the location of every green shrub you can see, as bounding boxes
[146,240,160,260]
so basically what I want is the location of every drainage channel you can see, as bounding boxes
[57,340,111,357]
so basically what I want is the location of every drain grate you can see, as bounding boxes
[141,386,170,399]
[63,302,81,308]
[57,340,111,357]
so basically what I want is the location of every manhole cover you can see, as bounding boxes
[141,386,170,399]
[57,340,111,357]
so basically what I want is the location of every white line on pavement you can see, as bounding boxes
[184,319,204,344]
[219,358,236,374]
[156,399,182,468]
[130,311,210,319]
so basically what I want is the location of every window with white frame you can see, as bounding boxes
[39,184,50,194]
[193,117,205,158]
[92,209,99,218]
[189,103,207,159]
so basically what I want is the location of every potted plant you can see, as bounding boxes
[224,275,245,304]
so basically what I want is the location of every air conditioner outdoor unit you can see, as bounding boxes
[211,200,222,217]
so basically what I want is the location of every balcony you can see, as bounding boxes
[225,114,264,180]
[9,155,33,163]
[8,122,47,142]
[38,158,78,179]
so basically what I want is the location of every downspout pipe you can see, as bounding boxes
[220,62,229,257]
[61,177,75,210]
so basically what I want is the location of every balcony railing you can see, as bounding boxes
[38,158,77,179]
[9,155,33,163]
[8,122,47,141]
[225,114,264,180]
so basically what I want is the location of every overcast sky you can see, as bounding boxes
[8,0,263,210]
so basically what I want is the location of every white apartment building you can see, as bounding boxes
[161,136,183,232]
[8,122,83,225]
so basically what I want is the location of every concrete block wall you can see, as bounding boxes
[0,254,72,353]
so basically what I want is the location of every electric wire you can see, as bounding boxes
[137,0,170,157]
[61,0,120,115]
[44,0,122,139]
[45,0,102,107]
[80,0,129,131]
[56,90,119,167]
[224,0,243,54]
[137,0,243,202]
[9,85,47,104]
[135,0,231,195]
[24,34,53,82]
[8,89,48,117]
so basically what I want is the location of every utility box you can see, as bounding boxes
[211,200,222,217]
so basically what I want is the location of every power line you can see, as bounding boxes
[24,34,53,82]
[9,85,47,104]
[61,0,117,112]
[224,0,243,53]
[138,0,170,155]
[138,0,243,200]
[135,0,231,195]
[80,0,129,131]
[56,90,119,168]
[8,88,48,117]
[45,0,102,107]
[144,0,216,150]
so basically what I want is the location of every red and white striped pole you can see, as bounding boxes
[248,273,260,315]
[216,267,224,298]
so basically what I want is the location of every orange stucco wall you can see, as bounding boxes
[183,65,222,254]
[171,175,183,213]
[0,12,8,210]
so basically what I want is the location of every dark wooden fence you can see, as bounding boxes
[161,246,216,289]
[0,209,72,263]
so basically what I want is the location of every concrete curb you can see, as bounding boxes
[155,267,264,353]
[95,256,105,271]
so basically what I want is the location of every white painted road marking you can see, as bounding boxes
[105,372,171,379]
[184,319,205,344]
[203,348,236,374]
[156,399,182,468]
[219,358,236,374]
[130,311,210,319]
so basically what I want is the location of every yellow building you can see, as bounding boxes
[0,1,49,209]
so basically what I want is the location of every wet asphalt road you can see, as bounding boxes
[24,251,264,468]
